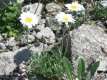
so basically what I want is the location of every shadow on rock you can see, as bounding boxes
[14,48,32,65]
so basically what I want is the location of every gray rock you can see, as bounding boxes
[0,43,6,50]
[0,47,31,75]
[30,42,55,53]
[93,73,107,80]
[36,19,45,31]
[36,27,55,44]
[27,34,35,43]
[0,3,44,76]
[46,3,62,15]
[20,34,35,44]
[22,3,43,15]
[0,43,55,75]
[0,37,54,76]
[70,24,107,74]
[36,23,45,30]
[32,31,37,37]
[46,16,62,31]
[0,52,16,75]
[6,37,17,47]
[97,57,107,71]
[20,34,28,45]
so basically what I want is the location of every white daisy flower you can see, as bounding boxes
[101,0,107,7]
[19,12,39,29]
[55,12,75,25]
[65,1,85,12]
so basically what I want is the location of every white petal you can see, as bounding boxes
[65,4,71,9]
[55,12,75,24]
[78,4,85,11]
[19,12,40,28]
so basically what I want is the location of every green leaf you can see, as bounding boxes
[62,57,73,80]
[0,2,22,37]
[90,61,99,77]
[77,58,86,80]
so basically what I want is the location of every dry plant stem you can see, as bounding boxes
[34,0,42,14]
[61,24,71,57]
[26,30,29,46]
[91,0,96,7]
[25,29,30,48]
[84,3,90,22]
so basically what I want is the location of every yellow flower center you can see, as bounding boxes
[70,2,79,11]
[63,15,69,22]
[24,17,33,23]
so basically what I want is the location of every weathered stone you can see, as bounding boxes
[0,3,44,76]
[22,3,43,15]
[27,34,35,43]
[46,3,62,15]
[30,43,54,53]
[0,43,6,50]
[0,42,55,76]
[70,24,107,74]
[93,73,107,80]
[0,47,31,75]
[46,16,62,31]
[36,27,55,44]
[36,19,45,30]
[20,34,28,45]
[19,34,35,44]
[6,37,17,47]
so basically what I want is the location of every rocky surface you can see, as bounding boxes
[45,3,63,32]
[0,1,106,80]
[0,47,31,75]
[46,2,62,16]
[0,3,44,52]
[22,3,43,15]
[36,27,55,44]
[70,24,107,75]
[0,44,55,77]
[0,2,55,76]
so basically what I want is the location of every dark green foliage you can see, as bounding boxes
[27,49,99,80]
[0,3,23,37]
[62,57,73,80]
[77,58,99,80]
[90,2,107,21]
[77,58,86,80]
[27,47,73,80]
[88,62,100,77]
